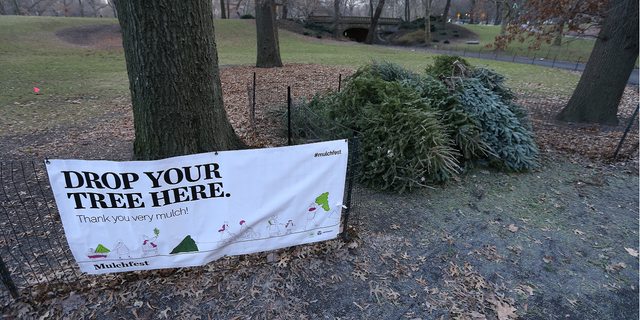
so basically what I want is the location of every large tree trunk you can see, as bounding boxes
[441,0,451,29]
[255,0,283,67]
[556,0,639,125]
[364,0,385,44]
[113,0,246,160]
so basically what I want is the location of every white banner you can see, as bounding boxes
[46,140,348,274]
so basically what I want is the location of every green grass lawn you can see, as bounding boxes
[440,24,596,64]
[0,16,583,138]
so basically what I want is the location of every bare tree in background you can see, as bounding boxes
[255,0,283,67]
[364,0,385,44]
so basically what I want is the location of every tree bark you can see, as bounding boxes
[364,0,385,44]
[255,0,283,67]
[220,0,226,18]
[494,1,501,25]
[78,0,84,17]
[424,0,432,43]
[552,21,563,46]
[441,0,451,29]
[113,0,246,159]
[556,0,639,125]
[282,0,288,19]
[404,0,410,22]
[333,0,340,38]
[499,1,510,34]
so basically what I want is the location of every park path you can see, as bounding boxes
[377,44,640,87]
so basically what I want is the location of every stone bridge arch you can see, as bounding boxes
[307,16,402,43]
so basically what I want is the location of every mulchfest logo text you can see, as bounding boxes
[314,150,342,157]
[61,163,228,209]
[94,260,150,271]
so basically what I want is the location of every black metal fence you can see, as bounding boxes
[0,102,364,305]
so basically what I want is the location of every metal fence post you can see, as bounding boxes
[0,255,19,299]
[342,135,358,241]
[552,52,558,68]
[575,56,581,71]
[613,103,639,159]
[338,74,342,93]
[287,86,292,146]
[252,72,256,123]
[532,53,536,64]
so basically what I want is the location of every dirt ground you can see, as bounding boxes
[1,23,639,320]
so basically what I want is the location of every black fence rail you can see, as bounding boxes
[0,104,364,306]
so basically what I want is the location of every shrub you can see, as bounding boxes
[444,40,450,44]
[432,39,439,42]
[240,14,254,19]
[400,18,436,32]
[425,54,471,77]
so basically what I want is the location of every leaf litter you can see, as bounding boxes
[1,63,638,319]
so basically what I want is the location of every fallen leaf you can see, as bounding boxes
[507,224,519,232]
[495,302,518,320]
[572,229,585,235]
[625,247,639,257]
[567,298,578,307]
[542,256,553,263]
[390,224,401,230]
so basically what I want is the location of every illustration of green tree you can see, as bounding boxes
[315,192,330,211]
[170,235,199,254]
[95,244,110,253]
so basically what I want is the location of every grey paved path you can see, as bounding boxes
[379,44,639,87]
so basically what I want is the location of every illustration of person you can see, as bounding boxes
[285,220,295,235]
[266,215,283,237]
[304,202,320,231]
[141,234,159,257]
[239,220,261,240]
[112,239,131,259]
[218,221,230,240]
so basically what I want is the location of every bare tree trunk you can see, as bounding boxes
[255,0,283,67]
[493,0,501,25]
[220,0,226,18]
[365,0,385,44]
[113,0,246,159]
[552,21,563,46]
[499,2,510,34]
[282,0,288,19]
[441,0,451,29]
[557,0,639,125]
[78,0,84,17]
[333,0,340,38]
[424,0,432,43]
[9,0,20,15]
[404,0,409,22]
